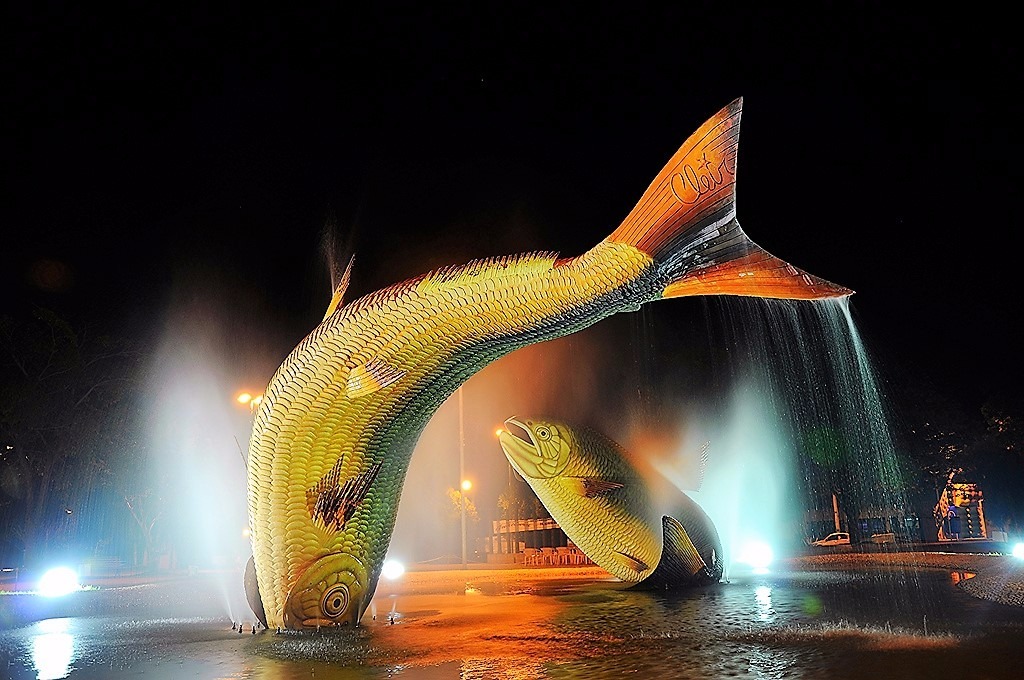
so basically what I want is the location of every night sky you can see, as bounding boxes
[4,6,1021,552]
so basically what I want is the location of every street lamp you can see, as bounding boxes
[235,391,263,413]
[458,387,467,567]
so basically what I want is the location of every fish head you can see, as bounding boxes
[283,552,369,629]
[498,416,574,479]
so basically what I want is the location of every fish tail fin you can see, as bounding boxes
[661,515,708,577]
[606,98,852,300]
[633,515,708,590]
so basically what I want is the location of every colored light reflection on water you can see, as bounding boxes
[0,567,1023,678]
[949,570,976,585]
[32,618,74,680]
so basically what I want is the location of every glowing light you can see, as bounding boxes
[236,391,264,412]
[382,559,405,580]
[32,619,74,680]
[1012,543,1024,559]
[242,526,251,538]
[737,540,774,572]
[461,480,472,492]
[495,428,504,437]
[37,567,80,598]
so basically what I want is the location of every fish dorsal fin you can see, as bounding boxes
[682,440,711,492]
[415,252,559,294]
[695,440,709,491]
[346,358,406,398]
[322,255,355,322]
[615,550,650,574]
[565,477,625,498]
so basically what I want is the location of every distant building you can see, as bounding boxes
[485,517,594,565]
[934,482,988,541]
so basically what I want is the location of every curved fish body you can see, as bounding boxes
[246,99,850,630]
[498,417,723,587]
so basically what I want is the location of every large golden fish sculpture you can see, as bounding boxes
[499,417,723,588]
[245,98,852,630]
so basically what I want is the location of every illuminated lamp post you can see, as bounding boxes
[233,391,263,466]
[458,386,467,567]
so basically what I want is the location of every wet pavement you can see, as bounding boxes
[2,559,1024,679]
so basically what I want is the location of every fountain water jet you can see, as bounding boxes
[691,297,924,601]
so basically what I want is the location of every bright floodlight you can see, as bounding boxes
[1012,543,1024,559]
[382,559,405,580]
[461,479,472,492]
[236,392,253,405]
[738,540,774,571]
[38,567,80,597]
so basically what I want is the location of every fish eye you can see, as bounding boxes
[535,426,551,441]
[321,584,350,618]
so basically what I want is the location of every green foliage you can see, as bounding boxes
[445,487,479,523]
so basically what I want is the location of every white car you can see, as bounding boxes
[811,532,851,547]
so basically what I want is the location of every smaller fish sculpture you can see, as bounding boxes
[498,417,723,588]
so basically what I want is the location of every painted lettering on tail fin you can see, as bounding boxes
[606,99,852,301]
[607,99,741,258]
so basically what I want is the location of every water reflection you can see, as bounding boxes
[2,568,1023,678]
[949,570,976,585]
[31,618,74,680]
[754,585,773,622]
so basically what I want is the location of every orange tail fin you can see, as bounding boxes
[607,99,852,300]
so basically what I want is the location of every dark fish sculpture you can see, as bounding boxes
[498,417,723,587]
[245,98,852,630]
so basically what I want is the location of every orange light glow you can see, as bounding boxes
[236,392,253,405]
[461,480,472,492]
[495,428,503,437]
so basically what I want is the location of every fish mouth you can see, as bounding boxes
[498,417,542,478]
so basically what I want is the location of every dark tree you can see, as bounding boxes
[0,309,151,566]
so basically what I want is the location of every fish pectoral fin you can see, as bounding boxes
[660,515,708,577]
[615,551,650,574]
[565,477,625,498]
[309,463,383,531]
[346,359,406,398]
[244,555,268,629]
